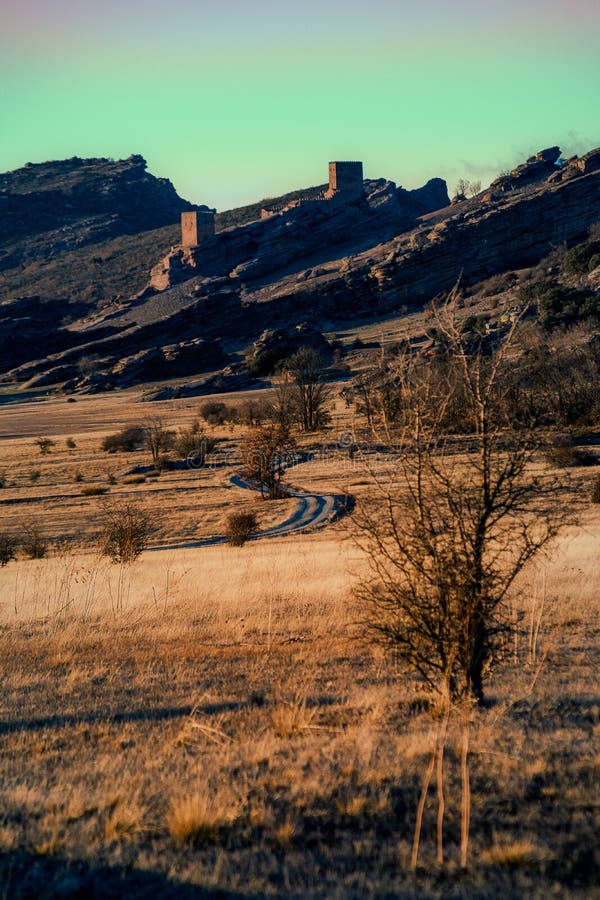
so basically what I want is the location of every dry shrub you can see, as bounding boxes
[81,486,109,496]
[166,792,240,846]
[0,534,18,567]
[591,474,600,503]
[200,401,236,426]
[271,695,316,738]
[20,522,47,559]
[104,799,146,843]
[99,502,154,564]
[226,512,258,546]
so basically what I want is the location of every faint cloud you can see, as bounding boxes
[459,159,510,178]
[561,130,600,157]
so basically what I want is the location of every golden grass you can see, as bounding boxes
[481,838,552,868]
[270,694,318,738]
[1,391,599,894]
[166,791,242,846]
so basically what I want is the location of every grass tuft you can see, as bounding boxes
[166,792,240,846]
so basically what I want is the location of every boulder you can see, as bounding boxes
[245,324,331,376]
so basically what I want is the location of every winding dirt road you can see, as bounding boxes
[150,472,353,551]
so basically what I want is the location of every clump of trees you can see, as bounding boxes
[200,402,237,426]
[519,281,599,330]
[452,178,482,202]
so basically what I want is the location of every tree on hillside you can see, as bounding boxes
[355,295,565,706]
[285,347,331,433]
[452,178,481,202]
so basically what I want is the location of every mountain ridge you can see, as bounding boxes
[1,145,599,395]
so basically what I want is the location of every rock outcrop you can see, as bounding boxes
[147,175,448,292]
[0,155,195,273]
[2,145,599,393]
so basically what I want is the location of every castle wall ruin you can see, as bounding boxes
[260,160,364,219]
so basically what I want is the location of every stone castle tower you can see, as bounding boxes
[181,210,216,248]
[325,161,364,199]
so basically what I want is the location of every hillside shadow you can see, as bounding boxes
[0,849,254,899]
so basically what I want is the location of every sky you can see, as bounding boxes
[1,0,599,210]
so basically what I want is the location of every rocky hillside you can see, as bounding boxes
[0,154,197,272]
[1,145,599,395]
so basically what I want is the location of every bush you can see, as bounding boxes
[0,534,18,566]
[66,437,77,449]
[226,512,258,546]
[519,281,599,329]
[100,502,154,564]
[81,485,109,496]
[173,420,217,464]
[28,469,41,483]
[0,469,7,489]
[74,471,84,483]
[35,436,55,455]
[200,402,236,426]
[591,475,600,504]
[563,239,600,276]
[21,522,47,559]
[101,426,145,453]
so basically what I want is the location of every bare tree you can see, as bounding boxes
[452,178,481,202]
[35,436,55,455]
[285,347,331,433]
[271,370,296,432]
[144,419,174,470]
[240,424,295,499]
[355,297,565,705]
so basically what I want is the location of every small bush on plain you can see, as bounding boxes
[20,522,47,559]
[100,502,154,564]
[226,512,258,546]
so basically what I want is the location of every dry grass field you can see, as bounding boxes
[1,390,599,897]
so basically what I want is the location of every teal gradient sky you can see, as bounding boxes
[1,0,599,209]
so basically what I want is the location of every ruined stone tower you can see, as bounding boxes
[326,161,364,199]
[181,210,216,248]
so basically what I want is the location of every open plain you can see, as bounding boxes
[0,385,599,898]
